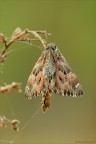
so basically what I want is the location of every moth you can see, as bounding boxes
[25,43,83,112]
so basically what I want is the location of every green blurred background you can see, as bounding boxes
[0,0,96,144]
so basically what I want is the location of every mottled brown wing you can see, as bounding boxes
[54,54,83,97]
[25,52,45,100]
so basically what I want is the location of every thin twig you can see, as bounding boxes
[0,115,20,131]
[0,82,22,94]
[0,28,50,63]
[1,31,27,55]
[26,30,47,48]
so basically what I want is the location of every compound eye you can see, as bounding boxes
[52,45,56,50]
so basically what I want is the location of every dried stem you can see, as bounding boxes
[0,115,20,131]
[0,82,22,94]
[0,28,50,63]
[26,30,47,48]
[1,31,26,55]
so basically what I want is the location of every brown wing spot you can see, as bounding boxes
[32,71,44,95]
[26,55,45,96]
[33,65,42,76]
[56,70,65,85]
[37,77,41,85]
[63,83,72,96]
[33,68,37,76]
[27,74,35,87]
[67,72,78,86]
[64,65,71,74]
[59,76,62,81]
[57,60,71,75]
[58,65,64,72]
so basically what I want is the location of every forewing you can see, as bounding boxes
[54,53,83,96]
[25,52,45,100]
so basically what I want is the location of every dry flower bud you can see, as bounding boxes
[11,119,20,131]
[0,33,7,44]
[12,27,28,41]
[0,116,6,127]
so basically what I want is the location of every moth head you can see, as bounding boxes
[46,43,58,55]
[46,43,58,52]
